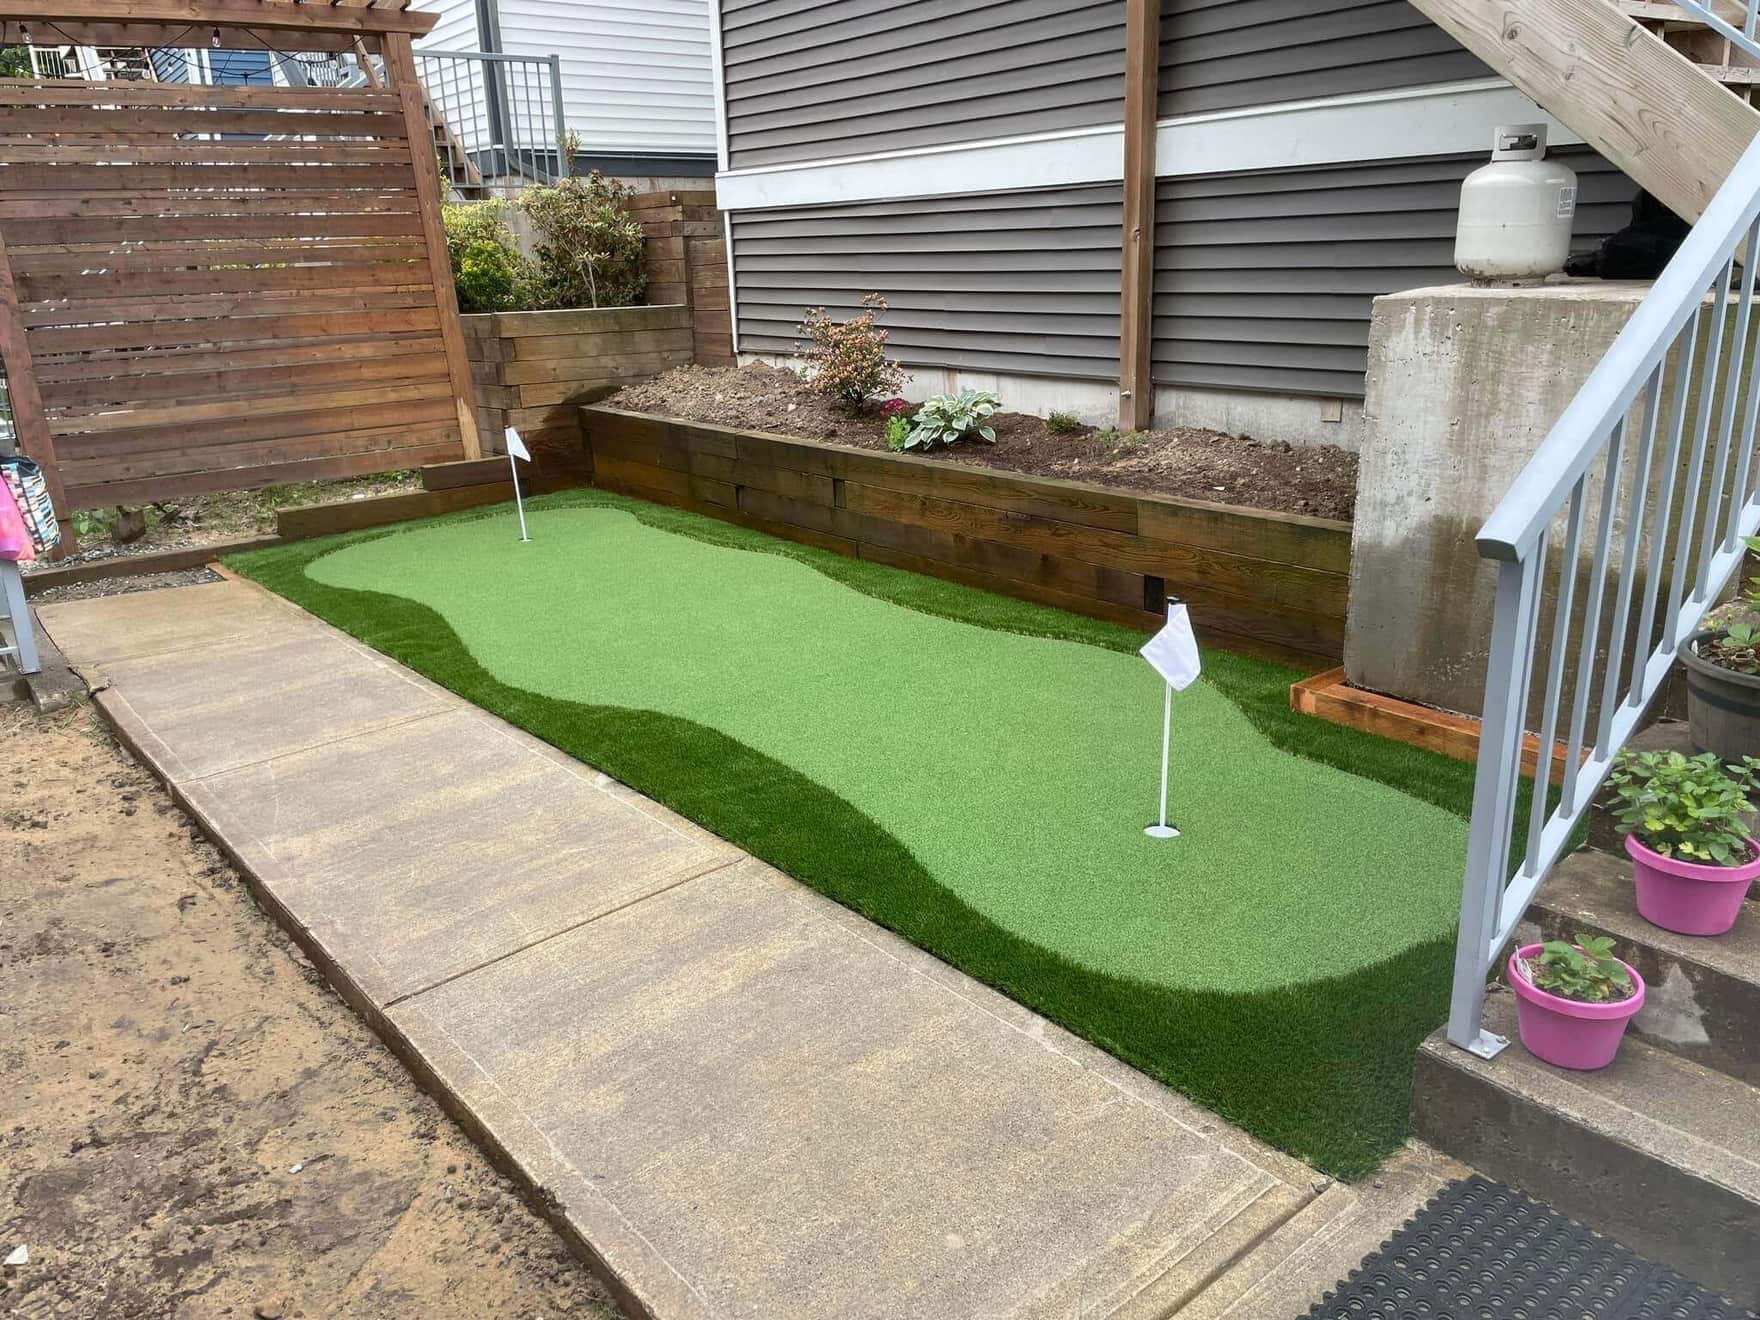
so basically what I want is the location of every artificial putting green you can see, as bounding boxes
[231,489,1478,1179]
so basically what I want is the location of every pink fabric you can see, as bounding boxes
[0,478,33,562]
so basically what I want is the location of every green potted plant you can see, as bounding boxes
[1607,748,1760,935]
[1507,933,1644,1069]
[1680,535,1760,760]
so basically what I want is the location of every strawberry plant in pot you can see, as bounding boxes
[1507,934,1644,1070]
[1607,749,1760,936]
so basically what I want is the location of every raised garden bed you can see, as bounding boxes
[612,363,1357,520]
[580,403,1353,665]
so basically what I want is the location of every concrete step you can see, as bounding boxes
[1528,845,1760,1083]
[1411,995,1760,1308]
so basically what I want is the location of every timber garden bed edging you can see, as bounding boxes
[465,307,694,473]
[579,404,1351,665]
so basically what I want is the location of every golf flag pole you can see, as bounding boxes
[1138,595,1201,840]
[504,426,531,543]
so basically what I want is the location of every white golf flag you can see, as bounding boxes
[1140,603,1201,690]
[504,426,531,462]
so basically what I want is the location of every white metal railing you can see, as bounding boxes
[1448,130,1760,1058]
[1672,0,1760,63]
[414,50,569,197]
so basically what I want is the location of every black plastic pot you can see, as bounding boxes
[1681,629,1760,761]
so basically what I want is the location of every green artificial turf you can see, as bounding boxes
[230,489,1480,1179]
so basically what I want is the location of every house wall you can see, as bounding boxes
[414,0,718,170]
[731,186,1122,380]
[710,0,1644,443]
[720,0,1126,168]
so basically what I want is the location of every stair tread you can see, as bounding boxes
[1534,845,1760,984]
[1432,996,1760,1199]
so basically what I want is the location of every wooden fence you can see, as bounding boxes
[581,406,1351,665]
[0,2,477,522]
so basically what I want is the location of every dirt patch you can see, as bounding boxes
[0,702,619,1320]
[611,362,1357,521]
[23,473,422,579]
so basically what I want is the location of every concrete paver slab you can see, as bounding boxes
[35,578,313,665]
[392,858,1305,1320]
[94,627,452,782]
[179,707,742,1005]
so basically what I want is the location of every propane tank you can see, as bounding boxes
[1454,123,1578,280]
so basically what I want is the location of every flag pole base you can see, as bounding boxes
[1144,824,1181,839]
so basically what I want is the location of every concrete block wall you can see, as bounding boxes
[463,305,695,472]
[626,190,735,368]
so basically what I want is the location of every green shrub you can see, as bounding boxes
[442,200,533,313]
[1607,748,1760,864]
[519,172,647,309]
[795,293,907,411]
[900,389,1000,451]
[884,413,912,450]
[1046,410,1081,434]
[1526,934,1634,1003]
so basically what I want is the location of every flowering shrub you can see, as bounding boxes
[878,398,912,420]
[795,294,907,411]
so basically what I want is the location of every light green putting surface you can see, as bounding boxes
[309,505,1466,994]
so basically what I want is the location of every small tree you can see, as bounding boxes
[795,294,907,411]
[519,172,647,309]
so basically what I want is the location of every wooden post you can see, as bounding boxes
[383,31,484,460]
[1118,0,1160,433]
[0,224,71,551]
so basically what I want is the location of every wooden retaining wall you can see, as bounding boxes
[464,305,693,471]
[626,191,734,368]
[580,406,1351,665]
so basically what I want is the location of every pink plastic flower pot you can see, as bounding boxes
[1626,834,1760,936]
[1507,945,1645,1070]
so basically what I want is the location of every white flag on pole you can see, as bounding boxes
[504,426,531,462]
[1140,603,1201,690]
[503,427,531,542]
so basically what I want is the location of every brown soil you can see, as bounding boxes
[0,701,620,1320]
[23,473,422,579]
[611,362,1358,521]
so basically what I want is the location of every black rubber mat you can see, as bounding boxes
[1305,1174,1756,1319]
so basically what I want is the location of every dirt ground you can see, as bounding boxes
[612,362,1358,521]
[0,700,620,1320]
[22,473,422,580]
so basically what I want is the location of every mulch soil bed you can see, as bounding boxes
[611,362,1357,521]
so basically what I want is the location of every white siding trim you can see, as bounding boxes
[714,78,1585,211]
[724,210,739,353]
[707,0,728,171]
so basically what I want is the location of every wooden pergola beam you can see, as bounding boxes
[0,1,436,37]
[0,21,371,52]
[1117,0,1160,432]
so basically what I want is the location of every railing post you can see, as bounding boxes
[548,54,569,179]
[1446,554,1541,1057]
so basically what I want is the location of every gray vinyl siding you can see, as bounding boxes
[1158,0,1488,119]
[1150,147,1638,398]
[732,186,1122,379]
[721,0,1126,169]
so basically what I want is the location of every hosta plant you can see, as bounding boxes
[795,294,907,411]
[1524,934,1635,1004]
[1606,748,1760,865]
[901,389,1000,451]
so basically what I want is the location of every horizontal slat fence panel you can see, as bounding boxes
[0,72,471,512]
[582,406,1349,664]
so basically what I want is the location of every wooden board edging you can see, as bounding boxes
[1291,667,1574,781]
[580,404,1352,666]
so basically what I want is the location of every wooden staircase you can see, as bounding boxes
[1408,0,1760,221]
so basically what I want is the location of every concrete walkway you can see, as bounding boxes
[39,578,1458,1319]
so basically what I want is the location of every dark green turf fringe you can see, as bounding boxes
[230,489,1492,1179]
